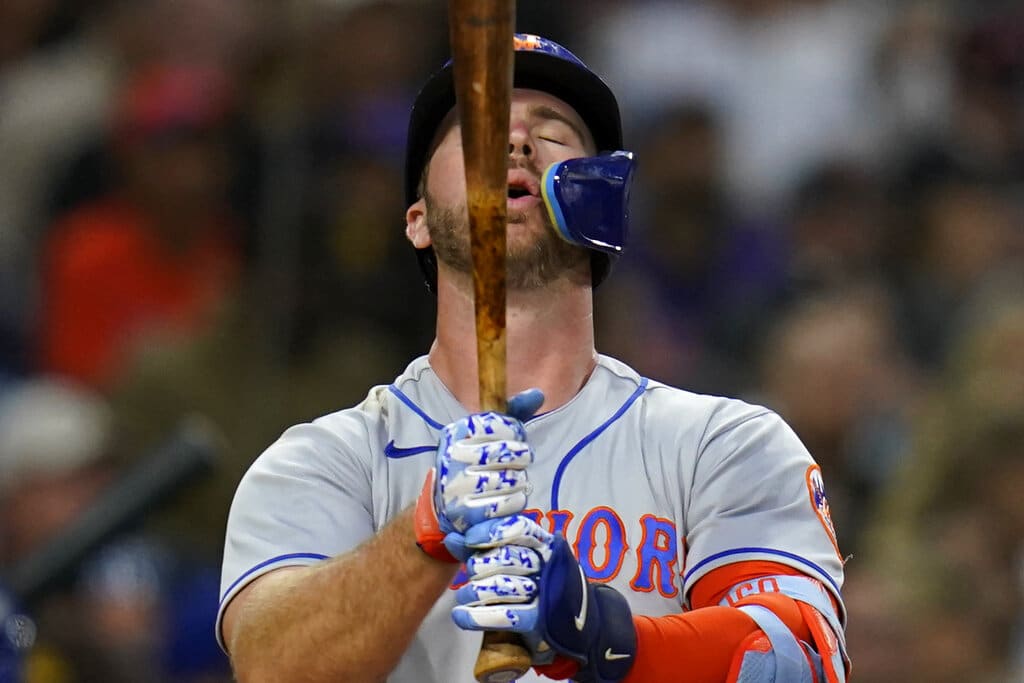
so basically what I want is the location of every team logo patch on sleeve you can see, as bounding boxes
[806,465,841,559]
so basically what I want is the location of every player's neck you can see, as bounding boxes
[429,272,597,413]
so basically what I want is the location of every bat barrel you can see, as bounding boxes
[447,0,530,680]
[448,0,514,414]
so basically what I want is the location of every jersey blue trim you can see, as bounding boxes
[388,384,445,430]
[682,547,840,594]
[220,552,329,605]
[551,377,648,510]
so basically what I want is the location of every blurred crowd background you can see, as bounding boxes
[0,0,1021,681]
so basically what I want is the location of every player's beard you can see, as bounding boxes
[423,188,589,291]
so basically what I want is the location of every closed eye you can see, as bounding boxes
[539,136,566,145]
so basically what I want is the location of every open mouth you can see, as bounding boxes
[506,171,539,203]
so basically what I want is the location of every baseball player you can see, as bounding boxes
[217,34,850,683]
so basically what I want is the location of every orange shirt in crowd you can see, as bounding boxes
[38,197,240,389]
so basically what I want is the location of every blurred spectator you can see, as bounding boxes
[881,6,1024,375]
[44,0,261,220]
[219,0,443,367]
[282,0,443,341]
[596,102,788,395]
[35,63,244,391]
[890,161,1022,369]
[0,377,115,681]
[0,0,260,387]
[755,283,918,554]
[70,537,229,683]
[300,0,443,165]
[292,151,435,358]
[91,4,439,556]
[850,285,1024,682]
[785,159,891,292]
[584,0,890,209]
[0,379,114,563]
[873,1,956,154]
[0,379,230,682]
[0,2,126,379]
[0,0,64,69]
[105,153,434,558]
[951,6,1024,179]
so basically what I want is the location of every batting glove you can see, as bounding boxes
[451,515,637,683]
[414,389,544,563]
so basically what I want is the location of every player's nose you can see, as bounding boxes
[508,124,534,159]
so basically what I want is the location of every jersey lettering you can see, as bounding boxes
[451,507,681,592]
[572,506,628,582]
[545,509,574,536]
[630,514,679,597]
[723,577,781,606]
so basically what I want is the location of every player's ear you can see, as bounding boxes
[405,198,431,249]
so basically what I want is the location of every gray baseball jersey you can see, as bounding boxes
[218,354,845,682]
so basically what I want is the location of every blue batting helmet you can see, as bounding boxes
[404,33,624,293]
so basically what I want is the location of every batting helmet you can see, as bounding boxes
[405,33,624,293]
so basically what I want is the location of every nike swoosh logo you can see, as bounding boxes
[383,441,436,459]
[573,564,588,631]
[604,648,631,661]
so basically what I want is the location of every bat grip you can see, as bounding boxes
[475,631,532,683]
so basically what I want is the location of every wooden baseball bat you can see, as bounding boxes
[447,2,530,682]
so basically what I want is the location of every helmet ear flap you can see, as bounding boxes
[542,152,635,255]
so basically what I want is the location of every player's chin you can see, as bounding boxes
[507,210,550,235]
[506,222,548,252]
[507,209,532,225]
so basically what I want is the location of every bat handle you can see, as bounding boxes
[474,632,532,683]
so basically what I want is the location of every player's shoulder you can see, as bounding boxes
[596,355,788,444]
[309,381,390,437]
[304,355,443,448]
[244,386,385,476]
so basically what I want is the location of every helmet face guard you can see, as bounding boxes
[406,33,630,292]
[542,151,635,255]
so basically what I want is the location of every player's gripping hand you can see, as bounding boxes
[414,389,544,563]
[452,515,637,683]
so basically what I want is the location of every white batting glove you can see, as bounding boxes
[414,389,544,563]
